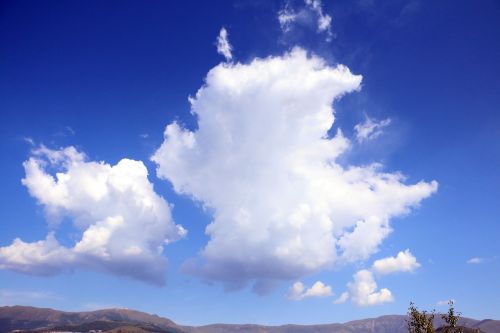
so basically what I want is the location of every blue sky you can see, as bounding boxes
[1,0,499,325]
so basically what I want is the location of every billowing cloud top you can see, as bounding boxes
[152,48,437,290]
[347,270,393,306]
[0,146,186,285]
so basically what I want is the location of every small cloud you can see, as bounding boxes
[304,281,333,298]
[278,0,333,41]
[65,126,75,135]
[216,27,233,61]
[139,133,149,139]
[372,249,420,275]
[288,281,305,300]
[346,269,393,306]
[436,299,456,306]
[287,281,333,300]
[53,126,76,138]
[354,115,391,143]
[336,252,418,305]
[467,257,484,264]
[278,6,297,33]
[305,0,332,36]
[23,137,35,146]
[333,291,349,304]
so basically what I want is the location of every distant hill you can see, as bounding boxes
[183,315,497,333]
[0,306,181,333]
[43,320,179,333]
[1,306,498,333]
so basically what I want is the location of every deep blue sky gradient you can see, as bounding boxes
[1,0,499,325]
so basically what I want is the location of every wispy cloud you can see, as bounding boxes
[333,291,349,304]
[216,27,233,61]
[278,0,333,41]
[22,137,35,146]
[436,299,456,306]
[277,6,297,33]
[65,126,75,136]
[466,257,485,264]
[354,115,391,143]
[305,0,332,36]
[53,126,76,138]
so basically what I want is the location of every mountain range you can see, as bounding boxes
[0,306,498,333]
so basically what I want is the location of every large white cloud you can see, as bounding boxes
[0,146,186,285]
[372,249,420,275]
[152,47,437,290]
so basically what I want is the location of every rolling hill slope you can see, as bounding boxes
[1,306,498,333]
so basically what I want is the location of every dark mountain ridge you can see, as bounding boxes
[0,306,180,333]
[1,306,498,333]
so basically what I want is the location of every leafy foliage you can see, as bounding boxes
[441,300,463,333]
[408,301,464,333]
[407,302,435,333]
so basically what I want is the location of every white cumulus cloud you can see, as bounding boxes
[372,249,421,275]
[288,281,333,300]
[347,269,393,306]
[152,47,437,290]
[0,145,186,285]
[335,250,419,305]
[354,116,392,143]
[216,27,233,61]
